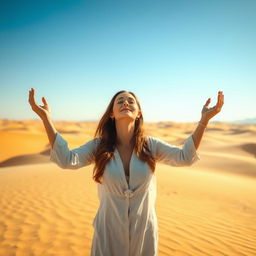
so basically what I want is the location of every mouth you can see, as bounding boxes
[121,108,131,112]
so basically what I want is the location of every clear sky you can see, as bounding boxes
[1,0,255,122]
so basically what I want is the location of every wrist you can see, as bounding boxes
[199,117,209,127]
[42,114,51,122]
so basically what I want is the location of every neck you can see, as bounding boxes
[115,119,135,147]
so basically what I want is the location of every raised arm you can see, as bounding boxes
[50,133,99,169]
[28,88,57,149]
[147,132,200,167]
[192,91,224,150]
[28,88,98,169]
[147,91,224,167]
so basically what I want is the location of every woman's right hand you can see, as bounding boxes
[28,88,51,120]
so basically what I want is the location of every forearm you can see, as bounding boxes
[42,115,58,149]
[192,117,208,150]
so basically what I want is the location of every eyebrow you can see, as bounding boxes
[116,96,135,101]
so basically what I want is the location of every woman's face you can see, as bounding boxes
[111,92,141,121]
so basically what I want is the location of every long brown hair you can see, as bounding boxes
[92,90,155,184]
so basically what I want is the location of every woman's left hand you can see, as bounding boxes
[201,91,224,122]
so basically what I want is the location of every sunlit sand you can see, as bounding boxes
[0,119,255,256]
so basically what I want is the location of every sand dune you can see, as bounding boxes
[240,143,256,157]
[0,119,255,256]
[0,149,50,167]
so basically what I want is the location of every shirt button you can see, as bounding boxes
[124,189,134,198]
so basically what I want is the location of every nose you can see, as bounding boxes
[123,100,129,106]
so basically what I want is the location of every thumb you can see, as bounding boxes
[42,97,48,105]
[204,98,211,107]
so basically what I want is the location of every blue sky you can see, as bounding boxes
[0,0,255,122]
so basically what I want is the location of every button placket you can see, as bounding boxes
[124,189,134,198]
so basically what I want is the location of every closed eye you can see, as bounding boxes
[118,100,134,104]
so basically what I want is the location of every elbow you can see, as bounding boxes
[176,160,194,167]
[59,161,82,170]
[60,164,69,169]
[50,158,70,170]
[179,151,197,166]
[50,153,69,170]
[57,153,78,170]
[183,155,200,166]
[58,162,79,170]
[184,160,195,166]
[53,161,68,170]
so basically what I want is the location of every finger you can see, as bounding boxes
[220,93,224,107]
[42,97,48,105]
[204,98,211,107]
[216,91,223,109]
[219,94,223,107]
[29,88,34,95]
[29,88,38,106]
[29,88,35,95]
[216,101,223,112]
[29,93,36,105]
[29,88,35,103]
[217,91,222,103]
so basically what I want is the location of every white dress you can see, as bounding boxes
[50,133,200,256]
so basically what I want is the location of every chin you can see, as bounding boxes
[117,116,135,121]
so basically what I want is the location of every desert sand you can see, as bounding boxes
[0,119,255,256]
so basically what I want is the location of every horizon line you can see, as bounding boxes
[1,117,256,124]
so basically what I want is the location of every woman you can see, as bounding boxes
[28,88,224,256]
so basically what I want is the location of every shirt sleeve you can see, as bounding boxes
[50,133,100,170]
[147,135,200,167]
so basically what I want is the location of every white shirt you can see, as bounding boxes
[50,133,200,256]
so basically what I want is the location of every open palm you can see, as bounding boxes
[28,88,51,120]
[201,91,224,121]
